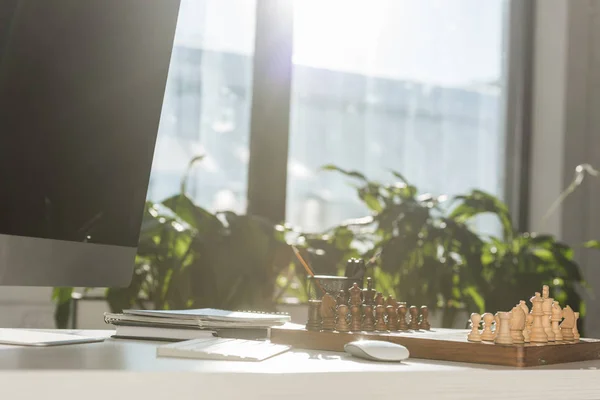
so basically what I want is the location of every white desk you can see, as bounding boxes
[0,330,600,400]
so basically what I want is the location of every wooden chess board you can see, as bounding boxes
[270,325,600,367]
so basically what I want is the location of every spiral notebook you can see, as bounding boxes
[121,308,291,327]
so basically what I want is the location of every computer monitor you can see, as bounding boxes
[0,0,181,287]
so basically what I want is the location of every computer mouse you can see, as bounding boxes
[344,340,410,362]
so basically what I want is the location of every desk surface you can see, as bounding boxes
[0,330,599,400]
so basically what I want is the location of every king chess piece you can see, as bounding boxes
[542,286,555,341]
[320,293,336,331]
[386,305,399,331]
[408,305,420,330]
[494,311,513,345]
[467,313,482,342]
[419,305,431,330]
[397,303,408,330]
[480,313,495,341]
[375,304,387,331]
[510,305,525,344]
[362,303,375,332]
[306,299,322,331]
[573,312,581,341]
[560,305,575,341]
[363,277,376,305]
[335,304,350,332]
[529,292,548,343]
[551,301,563,341]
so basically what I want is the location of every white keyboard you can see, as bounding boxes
[157,337,291,361]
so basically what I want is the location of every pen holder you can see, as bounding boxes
[306,275,362,300]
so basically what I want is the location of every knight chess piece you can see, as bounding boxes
[419,305,431,330]
[397,303,408,330]
[467,313,482,342]
[375,304,387,331]
[408,305,420,330]
[335,304,350,332]
[529,292,548,343]
[573,311,581,341]
[551,301,563,341]
[494,311,513,345]
[362,303,375,331]
[320,293,337,331]
[510,305,525,344]
[306,299,322,331]
[542,286,555,341]
[560,305,575,341]
[480,313,495,341]
[363,277,376,305]
[386,305,399,331]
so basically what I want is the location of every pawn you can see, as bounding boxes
[306,299,322,331]
[510,305,525,344]
[467,313,482,342]
[493,313,500,340]
[408,305,420,330]
[397,304,408,330]
[494,311,514,345]
[374,292,384,306]
[480,313,495,341]
[335,304,350,332]
[362,304,375,332]
[573,312,581,341]
[386,305,398,331]
[385,294,396,309]
[419,306,431,330]
[375,304,387,331]
[350,305,362,332]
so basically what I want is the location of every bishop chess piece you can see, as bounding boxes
[320,293,336,331]
[573,312,581,341]
[363,277,376,305]
[306,299,322,331]
[560,305,575,341]
[542,286,555,341]
[480,313,495,341]
[386,305,399,331]
[375,304,387,331]
[467,313,482,342]
[335,304,350,332]
[510,305,525,344]
[551,301,563,341]
[408,305,420,330]
[529,292,548,343]
[397,303,408,330]
[362,303,375,331]
[374,292,384,307]
[419,305,431,330]
[494,311,514,345]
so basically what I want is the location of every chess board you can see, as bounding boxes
[269,325,600,367]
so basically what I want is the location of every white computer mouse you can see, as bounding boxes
[344,340,410,362]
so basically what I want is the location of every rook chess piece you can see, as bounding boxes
[408,305,420,330]
[480,313,495,341]
[529,292,548,343]
[397,304,408,330]
[363,277,377,305]
[560,305,575,341]
[510,305,525,344]
[375,304,387,331]
[494,311,514,345]
[551,301,563,341]
[573,312,581,341]
[306,299,322,331]
[320,293,336,331]
[419,305,431,330]
[467,313,482,342]
[362,303,375,331]
[386,305,399,331]
[541,286,555,341]
[335,304,350,332]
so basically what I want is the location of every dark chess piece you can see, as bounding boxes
[306,299,322,331]
[397,303,408,330]
[362,304,375,331]
[385,294,396,309]
[374,292,384,306]
[349,283,363,331]
[419,305,431,330]
[386,305,398,331]
[375,304,387,331]
[408,305,420,330]
[335,304,350,332]
[363,277,376,305]
[349,283,362,307]
[320,293,337,331]
[336,289,348,307]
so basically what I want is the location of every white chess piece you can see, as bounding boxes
[467,313,482,342]
[573,311,581,342]
[530,292,548,343]
[480,313,495,341]
[510,306,525,344]
[494,311,513,345]
[551,301,563,341]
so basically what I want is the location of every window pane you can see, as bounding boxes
[147,0,256,214]
[287,0,508,233]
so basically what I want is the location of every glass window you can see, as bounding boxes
[286,0,508,233]
[147,0,256,214]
